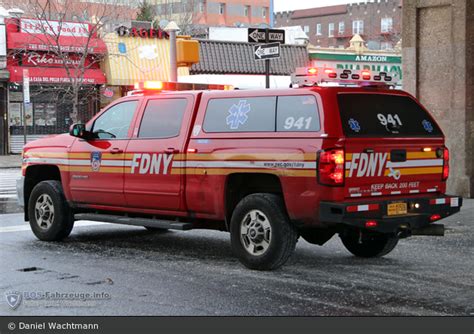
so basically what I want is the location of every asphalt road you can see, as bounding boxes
[0,201,473,316]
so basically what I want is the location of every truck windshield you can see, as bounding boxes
[338,93,443,137]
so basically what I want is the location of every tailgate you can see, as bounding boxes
[344,140,445,198]
[338,93,446,198]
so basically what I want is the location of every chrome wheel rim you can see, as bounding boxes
[240,210,272,256]
[34,194,55,230]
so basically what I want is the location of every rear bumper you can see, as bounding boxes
[320,195,462,234]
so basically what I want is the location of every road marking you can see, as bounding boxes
[0,221,105,233]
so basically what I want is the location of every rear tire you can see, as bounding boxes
[340,229,398,258]
[230,193,298,270]
[28,180,74,241]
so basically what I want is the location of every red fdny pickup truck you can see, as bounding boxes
[17,69,462,270]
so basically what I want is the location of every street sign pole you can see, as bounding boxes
[22,69,30,146]
[265,28,270,89]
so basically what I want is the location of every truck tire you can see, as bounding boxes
[230,193,298,270]
[144,227,169,233]
[340,229,398,258]
[28,180,74,241]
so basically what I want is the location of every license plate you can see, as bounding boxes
[387,202,407,216]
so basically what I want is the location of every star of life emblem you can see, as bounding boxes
[226,100,251,130]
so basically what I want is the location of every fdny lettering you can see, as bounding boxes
[348,153,388,177]
[131,153,173,174]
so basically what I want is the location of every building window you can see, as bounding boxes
[328,23,334,37]
[316,23,322,36]
[381,41,392,50]
[219,3,225,15]
[352,20,364,35]
[303,25,309,34]
[338,21,345,34]
[381,17,393,33]
[244,5,250,17]
[262,7,267,18]
[198,0,206,13]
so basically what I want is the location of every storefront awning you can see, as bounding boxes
[102,33,188,86]
[8,66,106,84]
[7,32,107,54]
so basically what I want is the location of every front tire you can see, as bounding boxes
[28,180,74,241]
[340,229,398,258]
[230,193,298,270]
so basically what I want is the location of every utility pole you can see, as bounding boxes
[265,28,270,89]
[164,21,180,82]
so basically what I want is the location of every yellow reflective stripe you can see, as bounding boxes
[172,168,315,177]
[383,166,442,176]
[186,153,317,161]
[406,152,437,159]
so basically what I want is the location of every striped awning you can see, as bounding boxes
[102,33,189,86]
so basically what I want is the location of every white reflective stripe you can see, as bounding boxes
[386,159,443,168]
[391,191,401,195]
[450,197,459,207]
[371,192,382,196]
[409,190,420,194]
[183,161,316,169]
[427,188,437,192]
[350,193,362,197]
[435,198,446,205]
[172,161,185,168]
[358,205,369,212]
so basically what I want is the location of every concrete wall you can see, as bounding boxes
[403,0,473,197]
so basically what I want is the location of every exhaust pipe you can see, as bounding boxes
[411,224,445,236]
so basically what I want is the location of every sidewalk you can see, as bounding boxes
[0,155,22,168]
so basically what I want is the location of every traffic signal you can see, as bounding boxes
[176,36,200,67]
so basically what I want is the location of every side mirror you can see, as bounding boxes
[69,123,87,138]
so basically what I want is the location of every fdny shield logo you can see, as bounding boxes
[5,292,22,310]
[91,152,102,172]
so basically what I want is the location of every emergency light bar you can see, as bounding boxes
[291,67,401,87]
[129,81,234,95]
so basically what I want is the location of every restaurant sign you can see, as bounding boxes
[22,52,88,67]
[21,19,89,37]
[115,26,169,39]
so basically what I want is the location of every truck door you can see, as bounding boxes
[124,95,194,211]
[69,100,140,206]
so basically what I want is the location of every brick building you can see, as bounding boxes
[275,0,401,50]
[152,0,271,28]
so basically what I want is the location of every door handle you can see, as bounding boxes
[165,147,179,154]
[110,148,124,154]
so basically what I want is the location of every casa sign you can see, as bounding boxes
[115,26,169,39]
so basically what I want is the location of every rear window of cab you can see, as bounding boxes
[203,95,320,133]
[338,93,443,137]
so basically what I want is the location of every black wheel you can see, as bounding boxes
[28,180,74,241]
[339,229,398,258]
[144,226,169,233]
[230,193,298,270]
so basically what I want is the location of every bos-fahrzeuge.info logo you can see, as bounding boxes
[5,291,22,310]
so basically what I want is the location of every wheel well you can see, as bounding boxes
[24,165,61,221]
[225,173,284,230]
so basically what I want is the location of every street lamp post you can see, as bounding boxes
[164,21,180,82]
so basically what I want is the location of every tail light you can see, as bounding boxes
[317,149,345,186]
[442,147,449,180]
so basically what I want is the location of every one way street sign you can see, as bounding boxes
[253,42,280,60]
[248,28,285,43]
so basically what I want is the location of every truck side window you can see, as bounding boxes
[203,97,276,132]
[276,95,320,132]
[92,101,138,139]
[138,99,188,138]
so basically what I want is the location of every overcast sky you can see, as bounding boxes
[274,0,362,12]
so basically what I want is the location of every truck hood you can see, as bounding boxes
[23,133,76,151]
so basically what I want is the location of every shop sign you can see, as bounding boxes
[313,60,403,80]
[27,76,99,84]
[22,52,87,67]
[21,19,89,37]
[310,52,401,64]
[23,69,30,104]
[115,26,169,39]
